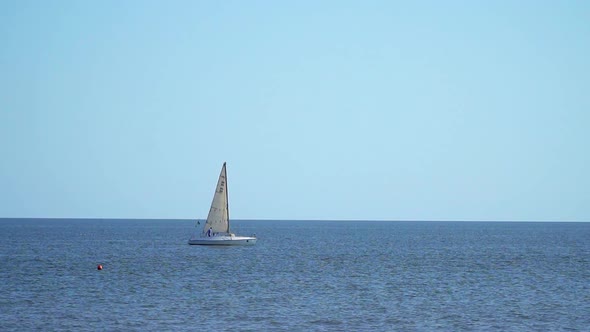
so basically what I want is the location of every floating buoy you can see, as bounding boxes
[97,264,103,270]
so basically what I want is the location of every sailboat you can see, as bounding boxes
[188,162,257,246]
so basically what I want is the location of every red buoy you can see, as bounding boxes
[97,264,103,270]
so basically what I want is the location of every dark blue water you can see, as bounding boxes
[1,219,588,331]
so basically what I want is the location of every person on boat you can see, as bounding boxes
[207,227,212,237]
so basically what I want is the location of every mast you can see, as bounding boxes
[224,162,230,233]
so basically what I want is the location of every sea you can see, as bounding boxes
[0,219,588,331]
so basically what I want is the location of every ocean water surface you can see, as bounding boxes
[0,219,588,331]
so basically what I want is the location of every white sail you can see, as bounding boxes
[202,162,230,235]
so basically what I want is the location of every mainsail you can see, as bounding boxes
[202,162,230,235]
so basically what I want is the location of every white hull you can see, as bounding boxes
[188,235,257,246]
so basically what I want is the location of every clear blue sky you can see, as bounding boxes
[1,1,588,221]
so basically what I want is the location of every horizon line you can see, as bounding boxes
[0,217,588,223]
